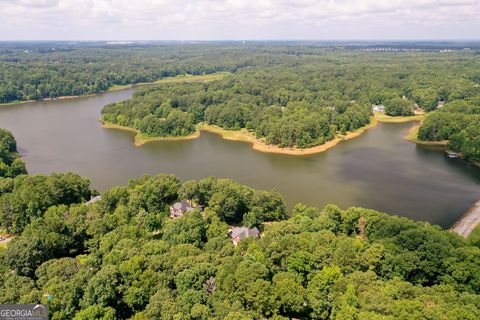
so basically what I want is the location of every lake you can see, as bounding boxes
[0,89,479,228]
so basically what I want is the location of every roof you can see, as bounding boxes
[171,200,203,213]
[86,195,102,205]
[230,227,260,240]
[172,199,190,211]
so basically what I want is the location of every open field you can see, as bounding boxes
[107,72,230,92]
[374,112,424,123]
[468,224,480,242]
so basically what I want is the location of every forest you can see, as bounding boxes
[0,43,260,103]
[97,44,480,150]
[2,42,479,153]
[0,128,27,178]
[418,98,480,163]
[1,128,480,319]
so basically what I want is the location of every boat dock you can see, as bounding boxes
[450,200,480,238]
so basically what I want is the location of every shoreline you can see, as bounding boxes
[404,122,479,168]
[374,112,424,123]
[404,123,448,146]
[101,117,379,156]
[373,113,449,146]
[100,121,201,146]
[0,72,230,107]
[198,119,379,155]
[450,200,480,238]
[0,94,96,107]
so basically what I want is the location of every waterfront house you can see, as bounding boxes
[372,105,385,113]
[169,199,203,218]
[229,226,260,245]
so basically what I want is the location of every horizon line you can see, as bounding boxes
[1,39,480,43]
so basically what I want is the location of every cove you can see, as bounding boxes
[0,88,479,228]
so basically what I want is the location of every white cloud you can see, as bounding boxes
[0,0,478,39]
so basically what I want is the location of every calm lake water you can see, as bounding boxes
[0,89,479,228]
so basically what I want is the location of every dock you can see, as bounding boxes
[450,200,480,238]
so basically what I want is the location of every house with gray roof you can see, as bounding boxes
[169,199,203,218]
[229,226,260,245]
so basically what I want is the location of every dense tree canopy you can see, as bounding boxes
[418,97,480,162]
[99,46,480,149]
[0,128,27,178]
[1,171,479,319]
[2,42,479,154]
[0,43,260,103]
[101,68,373,148]
[384,97,414,116]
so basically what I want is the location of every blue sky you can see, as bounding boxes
[1,0,479,40]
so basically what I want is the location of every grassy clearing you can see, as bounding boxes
[468,224,480,242]
[374,112,425,123]
[107,72,230,92]
[0,233,13,248]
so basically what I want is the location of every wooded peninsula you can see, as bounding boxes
[1,43,479,161]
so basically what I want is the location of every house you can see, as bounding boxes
[229,226,260,245]
[372,105,385,113]
[437,101,445,108]
[86,195,102,206]
[169,199,203,218]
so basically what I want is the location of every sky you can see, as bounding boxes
[0,0,479,40]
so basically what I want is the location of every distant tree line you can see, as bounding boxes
[1,43,478,110]
[2,43,480,155]
[102,49,480,149]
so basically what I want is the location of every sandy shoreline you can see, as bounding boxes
[101,118,379,155]
[198,119,379,155]
[102,113,450,156]
[100,121,201,146]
